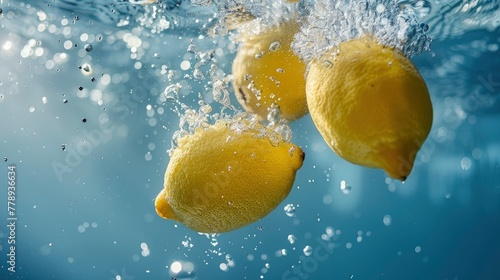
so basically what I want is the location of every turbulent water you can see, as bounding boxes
[0,0,499,280]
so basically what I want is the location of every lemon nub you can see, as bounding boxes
[155,189,178,221]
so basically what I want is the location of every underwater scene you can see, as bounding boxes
[0,0,499,279]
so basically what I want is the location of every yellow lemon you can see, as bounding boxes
[232,20,308,121]
[155,119,304,233]
[306,37,433,180]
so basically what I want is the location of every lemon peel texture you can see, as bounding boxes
[306,37,433,180]
[232,19,308,121]
[155,119,304,233]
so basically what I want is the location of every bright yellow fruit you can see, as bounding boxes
[232,20,308,121]
[155,119,304,233]
[306,37,433,180]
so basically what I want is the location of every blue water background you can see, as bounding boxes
[0,1,499,279]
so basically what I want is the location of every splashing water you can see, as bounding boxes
[292,0,433,62]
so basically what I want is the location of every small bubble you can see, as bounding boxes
[78,86,83,91]
[415,246,422,253]
[303,245,313,256]
[193,68,205,80]
[61,144,66,151]
[80,63,93,75]
[283,204,296,217]
[269,41,281,52]
[287,234,296,244]
[255,53,262,59]
[276,68,285,73]
[460,157,472,170]
[321,60,334,69]
[383,215,392,226]
[3,157,7,162]
[267,106,281,124]
[84,44,93,52]
[82,118,87,123]
[187,43,199,54]
[419,23,429,32]
[340,180,351,194]
[63,99,68,103]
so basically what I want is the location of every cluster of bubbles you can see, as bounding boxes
[292,0,433,62]
[164,0,435,155]
[166,38,293,155]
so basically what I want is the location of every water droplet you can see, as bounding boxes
[303,245,313,256]
[255,53,262,59]
[84,44,93,52]
[287,234,297,244]
[269,41,281,52]
[276,68,285,73]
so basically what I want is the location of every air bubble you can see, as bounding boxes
[383,215,392,226]
[84,44,93,52]
[340,180,351,194]
[303,246,313,256]
[80,63,93,75]
[269,41,281,52]
[267,105,281,124]
[283,204,296,217]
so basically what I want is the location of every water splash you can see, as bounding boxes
[292,0,433,62]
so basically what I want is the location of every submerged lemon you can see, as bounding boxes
[306,37,433,180]
[232,20,308,121]
[155,120,304,233]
